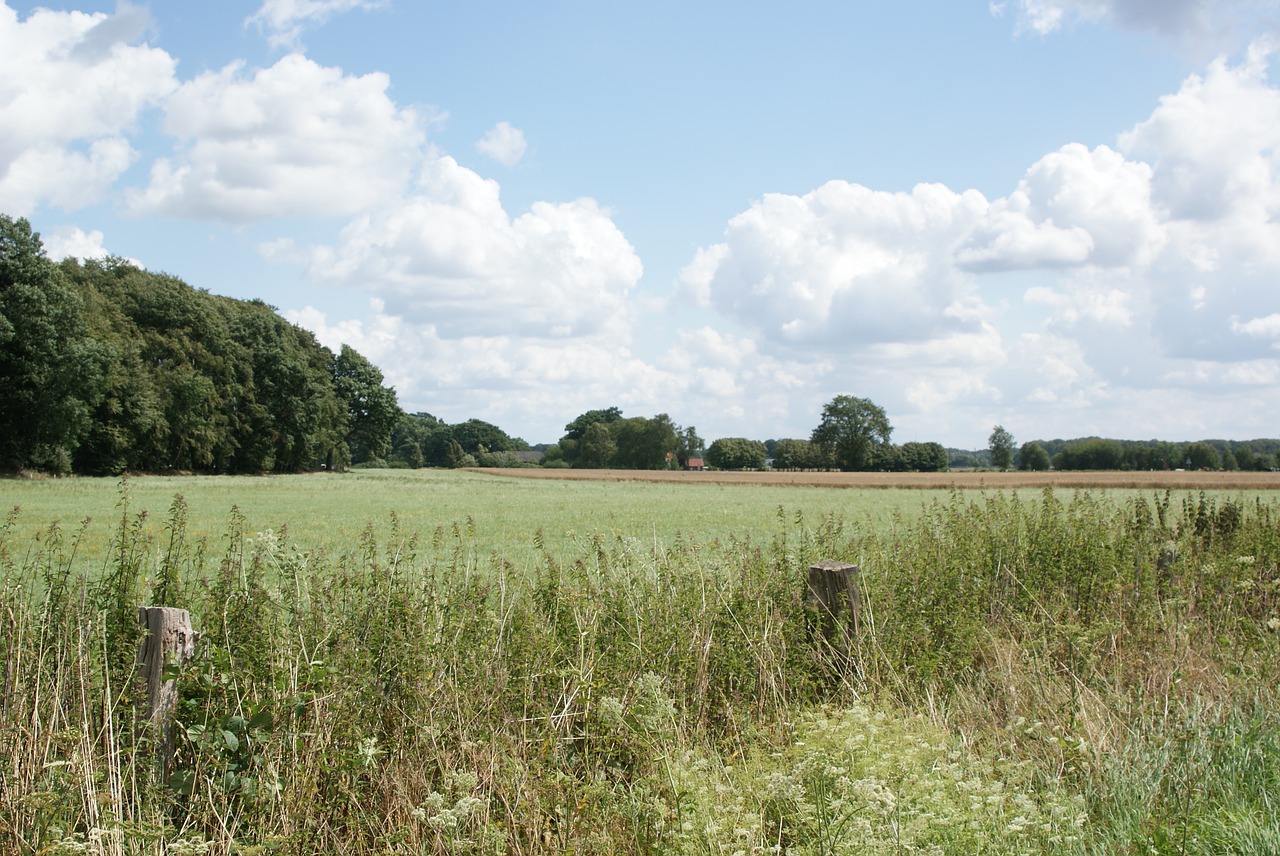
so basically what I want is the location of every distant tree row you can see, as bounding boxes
[974,425,1278,472]
[545,407,703,469]
[386,395,950,473]
[387,412,530,469]
[380,407,701,471]
[712,396,947,472]
[1024,437,1278,472]
[1,215,399,474]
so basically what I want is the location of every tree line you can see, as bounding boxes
[1010,436,1279,472]
[379,395,952,473]
[1,215,399,475]
[383,407,702,471]
[970,424,1279,472]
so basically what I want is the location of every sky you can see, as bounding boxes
[3,0,1280,449]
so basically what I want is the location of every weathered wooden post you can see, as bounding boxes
[137,606,197,781]
[806,560,861,656]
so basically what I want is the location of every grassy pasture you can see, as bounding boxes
[484,466,1280,491]
[3,467,1274,569]
[0,469,932,570]
[3,470,1280,854]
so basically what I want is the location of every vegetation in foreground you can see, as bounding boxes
[2,483,1278,854]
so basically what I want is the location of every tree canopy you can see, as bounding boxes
[810,395,893,471]
[705,437,767,470]
[0,215,109,471]
[1017,442,1052,472]
[551,407,694,470]
[0,216,401,475]
[988,425,1015,471]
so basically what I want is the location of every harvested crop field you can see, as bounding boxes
[476,467,1280,490]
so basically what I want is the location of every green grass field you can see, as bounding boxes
[1,469,939,568]
[3,468,1268,569]
[3,471,1279,854]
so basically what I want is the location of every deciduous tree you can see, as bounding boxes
[771,438,816,470]
[612,414,678,469]
[333,344,401,464]
[0,216,107,471]
[1017,441,1051,471]
[988,425,1015,471]
[705,437,766,470]
[810,395,892,471]
[578,422,617,468]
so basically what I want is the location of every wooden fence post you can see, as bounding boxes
[137,606,197,781]
[806,560,861,654]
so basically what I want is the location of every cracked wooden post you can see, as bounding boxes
[138,606,197,781]
[806,560,861,656]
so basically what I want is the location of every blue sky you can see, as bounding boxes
[3,0,1279,448]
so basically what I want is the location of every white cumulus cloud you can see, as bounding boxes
[476,122,528,167]
[246,0,387,50]
[0,2,176,214]
[1232,313,1280,340]
[1120,43,1280,221]
[278,153,643,340]
[958,143,1163,271]
[41,225,112,263]
[694,180,991,346]
[127,54,424,221]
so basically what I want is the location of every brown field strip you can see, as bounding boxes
[472,467,1280,490]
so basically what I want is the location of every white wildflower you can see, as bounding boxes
[356,735,381,767]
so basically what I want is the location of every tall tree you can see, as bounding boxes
[563,406,624,441]
[705,437,766,470]
[63,258,167,474]
[1017,441,1052,471]
[1054,438,1125,470]
[333,344,401,464]
[771,438,817,470]
[900,441,949,472]
[810,395,892,471]
[124,273,244,470]
[988,425,1015,471]
[676,424,704,468]
[390,412,447,468]
[0,216,107,471]
[578,422,617,468]
[613,414,679,469]
[227,301,343,473]
[561,406,624,465]
[451,418,514,456]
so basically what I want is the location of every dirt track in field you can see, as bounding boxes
[471,468,1280,491]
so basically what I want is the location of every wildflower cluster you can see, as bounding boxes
[662,704,1085,854]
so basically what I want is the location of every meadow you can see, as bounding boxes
[0,469,941,568]
[2,470,1278,854]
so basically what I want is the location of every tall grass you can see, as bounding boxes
[1,482,1277,853]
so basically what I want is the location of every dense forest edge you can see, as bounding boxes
[4,212,1278,477]
[1,214,399,475]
